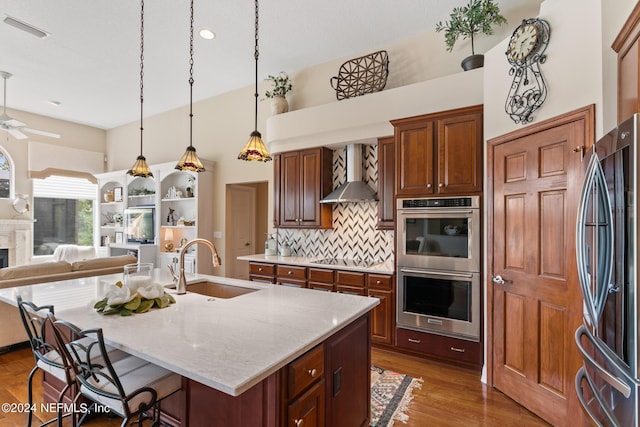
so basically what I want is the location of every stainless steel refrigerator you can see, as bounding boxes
[575,113,640,426]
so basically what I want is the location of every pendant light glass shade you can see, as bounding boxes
[128,0,153,178]
[128,155,153,177]
[176,0,205,172]
[238,131,271,162]
[175,145,205,172]
[238,0,272,162]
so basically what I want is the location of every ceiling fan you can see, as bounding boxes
[0,71,60,140]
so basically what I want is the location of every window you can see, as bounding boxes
[0,149,12,198]
[32,176,96,256]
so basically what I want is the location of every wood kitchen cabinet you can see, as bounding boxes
[248,261,395,346]
[376,136,395,230]
[392,105,483,197]
[613,2,640,122]
[396,327,482,366]
[274,147,333,229]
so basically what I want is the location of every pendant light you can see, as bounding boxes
[175,0,205,172]
[127,0,153,178]
[237,0,272,162]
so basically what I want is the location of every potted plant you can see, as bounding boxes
[435,0,507,71]
[265,71,292,115]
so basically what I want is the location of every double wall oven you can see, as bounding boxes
[396,196,481,342]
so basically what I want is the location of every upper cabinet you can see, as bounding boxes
[274,147,333,229]
[376,136,395,230]
[613,2,640,123]
[391,105,483,197]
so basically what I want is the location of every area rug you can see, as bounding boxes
[371,365,423,426]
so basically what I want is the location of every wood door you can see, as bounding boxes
[226,185,255,280]
[489,107,593,427]
[376,136,395,229]
[394,119,434,196]
[437,109,482,194]
[279,151,300,227]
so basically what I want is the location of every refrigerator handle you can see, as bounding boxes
[575,367,620,427]
[575,325,632,398]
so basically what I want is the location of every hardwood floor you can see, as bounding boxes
[0,344,549,426]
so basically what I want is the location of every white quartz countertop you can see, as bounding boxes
[237,253,395,275]
[0,270,379,396]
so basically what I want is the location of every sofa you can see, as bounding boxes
[0,254,137,349]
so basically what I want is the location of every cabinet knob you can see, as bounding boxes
[376,280,381,284]
[288,271,293,275]
[258,267,263,272]
[426,184,432,188]
[307,368,317,377]
[439,183,444,188]
[295,420,303,427]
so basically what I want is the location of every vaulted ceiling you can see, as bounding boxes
[0,0,540,129]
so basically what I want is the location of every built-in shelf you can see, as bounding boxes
[161,225,196,229]
[161,197,195,202]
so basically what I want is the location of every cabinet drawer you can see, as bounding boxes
[336,285,366,296]
[308,282,334,292]
[367,274,393,290]
[277,265,306,280]
[308,267,334,283]
[335,271,365,287]
[396,328,482,365]
[249,262,275,276]
[249,274,276,284]
[288,345,324,399]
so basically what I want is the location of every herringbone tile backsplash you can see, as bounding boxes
[277,144,394,262]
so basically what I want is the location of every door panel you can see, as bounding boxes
[490,110,591,427]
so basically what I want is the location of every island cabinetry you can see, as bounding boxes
[391,105,483,197]
[274,147,333,229]
[396,327,482,365]
[376,136,395,230]
[249,261,276,283]
[276,264,307,288]
[286,344,325,426]
[308,267,335,291]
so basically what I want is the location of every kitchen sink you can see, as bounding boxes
[168,281,258,299]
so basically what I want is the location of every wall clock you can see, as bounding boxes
[505,18,551,124]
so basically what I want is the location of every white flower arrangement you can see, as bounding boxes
[94,280,175,316]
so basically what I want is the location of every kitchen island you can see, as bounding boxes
[0,270,378,426]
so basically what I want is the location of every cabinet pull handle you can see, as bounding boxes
[439,183,444,187]
[295,419,303,427]
[426,184,432,188]
[450,347,465,353]
[375,280,381,284]
[408,338,421,344]
[258,267,263,272]
[288,271,293,275]
[307,368,317,377]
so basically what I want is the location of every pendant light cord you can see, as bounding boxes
[189,0,195,148]
[139,0,144,157]
[253,0,259,132]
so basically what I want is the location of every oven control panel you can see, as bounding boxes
[399,196,479,209]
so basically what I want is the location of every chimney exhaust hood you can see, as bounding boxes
[320,144,377,204]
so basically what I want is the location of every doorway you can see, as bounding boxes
[225,182,268,279]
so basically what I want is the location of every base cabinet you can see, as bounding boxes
[396,327,482,366]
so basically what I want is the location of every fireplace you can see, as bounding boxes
[0,249,7,268]
[0,219,33,266]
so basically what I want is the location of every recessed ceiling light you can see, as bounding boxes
[199,28,216,40]
[48,100,61,107]
[4,15,50,39]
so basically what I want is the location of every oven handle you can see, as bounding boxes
[397,209,476,215]
[400,268,474,279]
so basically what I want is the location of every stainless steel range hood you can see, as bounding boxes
[320,144,377,204]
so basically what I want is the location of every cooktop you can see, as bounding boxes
[314,258,380,268]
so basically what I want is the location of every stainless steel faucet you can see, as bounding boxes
[170,238,221,295]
